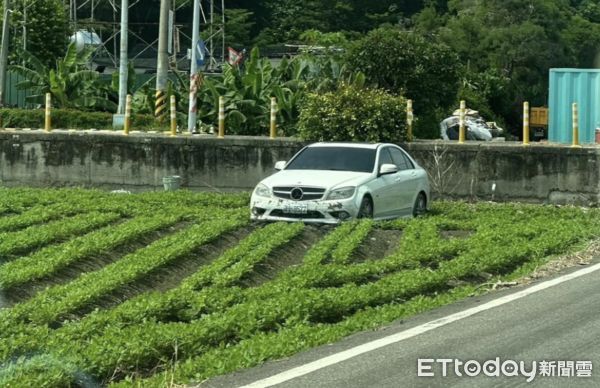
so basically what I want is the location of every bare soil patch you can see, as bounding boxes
[520,239,600,284]
[350,228,402,263]
[239,225,329,288]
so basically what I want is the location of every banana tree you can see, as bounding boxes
[192,48,365,136]
[10,42,115,111]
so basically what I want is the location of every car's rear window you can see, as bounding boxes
[285,147,376,173]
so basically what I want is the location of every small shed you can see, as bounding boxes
[548,68,600,144]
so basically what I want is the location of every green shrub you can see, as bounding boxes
[0,108,156,130]
[345,27,461,138]
[298,84,408,143]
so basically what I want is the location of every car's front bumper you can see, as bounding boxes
[250,195,360,224]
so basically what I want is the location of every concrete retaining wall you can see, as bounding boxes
[404,142,600,205]
[0,130,304,191]
[1,130,599,205]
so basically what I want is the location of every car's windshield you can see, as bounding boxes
[285,146,376,173]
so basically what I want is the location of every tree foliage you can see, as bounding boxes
[414,0,600,129]
[7,0,600,138]
[4,0,70,68]
[345,27,461,138]
[298,84,408,143]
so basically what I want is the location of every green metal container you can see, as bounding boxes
[548,68,600,144]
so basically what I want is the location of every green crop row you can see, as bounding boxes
[0,188,60,211]
[63,215,597,383]
[275,219,460,289]
[1,200,599,386]
[0,212,123,258]
[122,190,250,210]
[54,221,306,340]
[0,221,305,370]
[0,188,249,220]
[0,223,379,380]
[0,203,87,232]
[303,222,357,266]
[31,266,451,380]
[0,212,190,290]
[49,222,304,340]
[330,220,373,264]
[38,206,600,383]
[122,287,479,388]
[2,208,248,326]
[182,221,305,290]
[0,187,128,215]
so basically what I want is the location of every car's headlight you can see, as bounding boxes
[327,186,356,200]
[254,183,271,198]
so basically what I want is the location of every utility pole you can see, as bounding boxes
[21,1,24,54]
[117,0,128,115]
[0,0,11,107]
[155,0,170,121]
[187,0,200,133]
[208,0,213,71]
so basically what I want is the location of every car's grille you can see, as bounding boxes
[270,210,325,219]
[272,186,326,201]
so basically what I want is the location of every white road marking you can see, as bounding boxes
[240,261,600,388]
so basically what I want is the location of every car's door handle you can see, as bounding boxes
[394,177,402,182]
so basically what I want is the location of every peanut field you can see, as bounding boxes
[0,187,598,387]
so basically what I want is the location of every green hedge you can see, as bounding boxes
[0,108,156,130]
[298,84,408,143]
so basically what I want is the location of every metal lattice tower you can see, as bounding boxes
[66,0,226,71]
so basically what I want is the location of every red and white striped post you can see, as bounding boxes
[522,101,530,146]
[217,96,225,138]
[270,97,277,139]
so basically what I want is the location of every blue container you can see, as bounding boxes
[548,69,600,144]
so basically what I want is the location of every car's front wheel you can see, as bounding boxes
[412,192,427,217]
[357,196,373,219]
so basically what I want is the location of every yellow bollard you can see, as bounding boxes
[572,102,580,147]
[406,99,414,142]
[522,101,530,146]
[170,95,177,136]
[123,94,132,135]
[458,100,466,143]
[44,93,51,132]
[270,97,277,139]
[218,96,225,138]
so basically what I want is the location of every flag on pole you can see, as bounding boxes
[227,47,243,66]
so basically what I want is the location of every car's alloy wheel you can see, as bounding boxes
[357,197,373,219]
[413,192,427,217]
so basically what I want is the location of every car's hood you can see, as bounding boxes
[261,170,373,189]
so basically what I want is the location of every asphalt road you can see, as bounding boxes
[203,260,600,388]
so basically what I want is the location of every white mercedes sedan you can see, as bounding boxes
[250,143,430,224]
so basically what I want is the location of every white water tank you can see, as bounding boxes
[69,30,102,52]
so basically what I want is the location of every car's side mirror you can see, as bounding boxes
[379,163,398,176]
[274,161,287,170]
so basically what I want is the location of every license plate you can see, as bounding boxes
[283,203,308,214]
